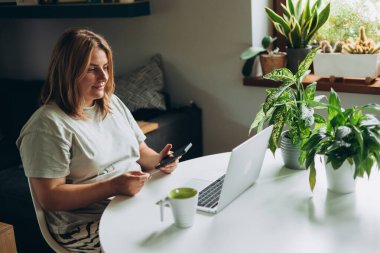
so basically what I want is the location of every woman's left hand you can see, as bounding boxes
[158,144,179,174]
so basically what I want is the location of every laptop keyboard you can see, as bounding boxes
[198,175,225,209]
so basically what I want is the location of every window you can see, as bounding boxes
[315,0,380,43]
[273,0,380,48]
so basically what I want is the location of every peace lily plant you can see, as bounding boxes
[249,48,323,157]
[301,89,380,191]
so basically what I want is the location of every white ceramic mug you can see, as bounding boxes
[159,187,198,228]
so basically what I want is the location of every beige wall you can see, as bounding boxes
[0,0,379,155]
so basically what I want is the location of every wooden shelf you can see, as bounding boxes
[0,1,150,18]
[243,74,380,95]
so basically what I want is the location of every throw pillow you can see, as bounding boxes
[115,54,167,113]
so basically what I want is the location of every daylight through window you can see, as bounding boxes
[313,0,380,43]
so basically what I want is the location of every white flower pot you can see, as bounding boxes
[313,53,380,79]
[324,157,356,194]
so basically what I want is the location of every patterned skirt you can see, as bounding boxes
[53,220,102,253]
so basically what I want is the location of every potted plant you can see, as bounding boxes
[313,26,380,82]
[250,47,324,170]
[301,89,380,193]
[265,0,330,73]
[241,36,286,77]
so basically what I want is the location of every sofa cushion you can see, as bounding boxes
[115,54,167,114]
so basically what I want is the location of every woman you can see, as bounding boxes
[16,28,178,252]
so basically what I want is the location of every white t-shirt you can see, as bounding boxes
[16,95,146,234]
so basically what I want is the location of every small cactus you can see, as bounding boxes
[359,26,367,42]
[343,26,380,54]
[333,41,344,53]
[323,44,333,53]
[320,40,332,53]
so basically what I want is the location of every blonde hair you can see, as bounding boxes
[41,28,114,119]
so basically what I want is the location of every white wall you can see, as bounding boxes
[0,0,379,155]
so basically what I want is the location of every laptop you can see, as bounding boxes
[194,125,273,214]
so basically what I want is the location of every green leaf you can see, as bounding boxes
[351,124,364,158]
[289,17,302,48]
[295,0,303,20]
[310,8,319,32]
[304,146,317,170]
[301,104,314,127]
[331,157,345,170]
[309,164,316,192]
[262,83,293,113]
[307,2,330,42]
[313,113,326,124]
[286,0,295,16]
[362,156,374,178]
[295,48,318,80]
[314,95,326,102]
[302,131,325,151]
[304,82,316,101]
[263,97,274,114]
[361,103,380,112]
[241,58,255,77]
[316,2,330,30]
[301,0,311,26]
[303,10,318,46]
[361,116,380,127]
[269,107,286,155]
[269,134,277,155]
[249,107,265,135]
[367,129,380,148]
[335,126,352,140]
[281,3,292,20]
[263,68,295,83]
[274,23,286,38]
[327,89,342,121]
[299,152,306,168]
[329,114,346,129]
[240,46,265,60]
[265,8,291,34]
[311,0,322,11]
[325,140,351,154]
[351,109,363,126]
[373,151,380,170]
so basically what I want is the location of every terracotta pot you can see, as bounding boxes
[259,52,287,75]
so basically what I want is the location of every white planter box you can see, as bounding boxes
[313,53,380,79]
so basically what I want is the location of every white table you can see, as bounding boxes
[99,150,380,253]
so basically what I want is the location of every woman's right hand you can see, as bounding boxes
[111,171,151,196]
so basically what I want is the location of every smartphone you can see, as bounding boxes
[155,143,193,169]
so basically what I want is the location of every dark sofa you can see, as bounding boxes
[0,79,203,253]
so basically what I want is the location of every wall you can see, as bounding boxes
[0,0,379,155]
